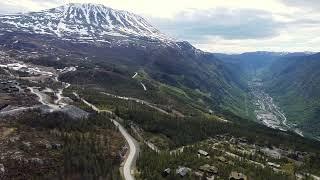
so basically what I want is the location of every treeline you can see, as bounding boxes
[299,154,320,176]
[61,132,120,180]
[112,102,320,152]
[137,146,292,180]
[17,110,123,179]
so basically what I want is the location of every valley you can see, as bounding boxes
[249,78,289,131]
[249,78,305,137]
[0,2,319,180]
[216,52,320,140]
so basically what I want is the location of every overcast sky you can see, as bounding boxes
[1,0,320,53]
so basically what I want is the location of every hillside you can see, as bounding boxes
[267,53,320,138]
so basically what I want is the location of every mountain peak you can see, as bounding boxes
[66,3,106,7]
[56,3,122,15]
[0,3,172,43]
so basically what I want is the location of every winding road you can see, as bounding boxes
[54,77,71,106]
[73,92,140,180]
[113,120,139,180]
[1,62,140,180]
[100,92,171,115]
[28,87,60,111]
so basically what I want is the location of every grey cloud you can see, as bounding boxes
[150,9,282,41]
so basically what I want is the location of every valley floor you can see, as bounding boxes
[249,78,305,137]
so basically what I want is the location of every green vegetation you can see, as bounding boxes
[4,111,124,179]
[266,53,320,137]
[53,46,249,120]
[74,87,320,153]
[137,135,320,180]
[5,35,319,179]
[137,146,292,180]
[62,131,121,180]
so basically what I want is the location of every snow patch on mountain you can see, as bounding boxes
[0,3,173,43]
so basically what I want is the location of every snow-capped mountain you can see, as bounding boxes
[0,3,172,43]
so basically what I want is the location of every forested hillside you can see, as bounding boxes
[267,53,320,137]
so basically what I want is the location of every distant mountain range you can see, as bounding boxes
[214,51,316,72]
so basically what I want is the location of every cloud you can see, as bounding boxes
[281,0,320,10]
[0,0,294,17]
[193,23,320,53]
[151,9,282,41]
[0,2,26,14]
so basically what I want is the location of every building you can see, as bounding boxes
[267,162,281,168]
[217,156,227,163]
[162,168,171,177]
[229,171,247,180]
[199,164,218,175]
[198,149,209,157]
[261,148,281,159]
[194,171,204,178]
[176,166,191,177]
